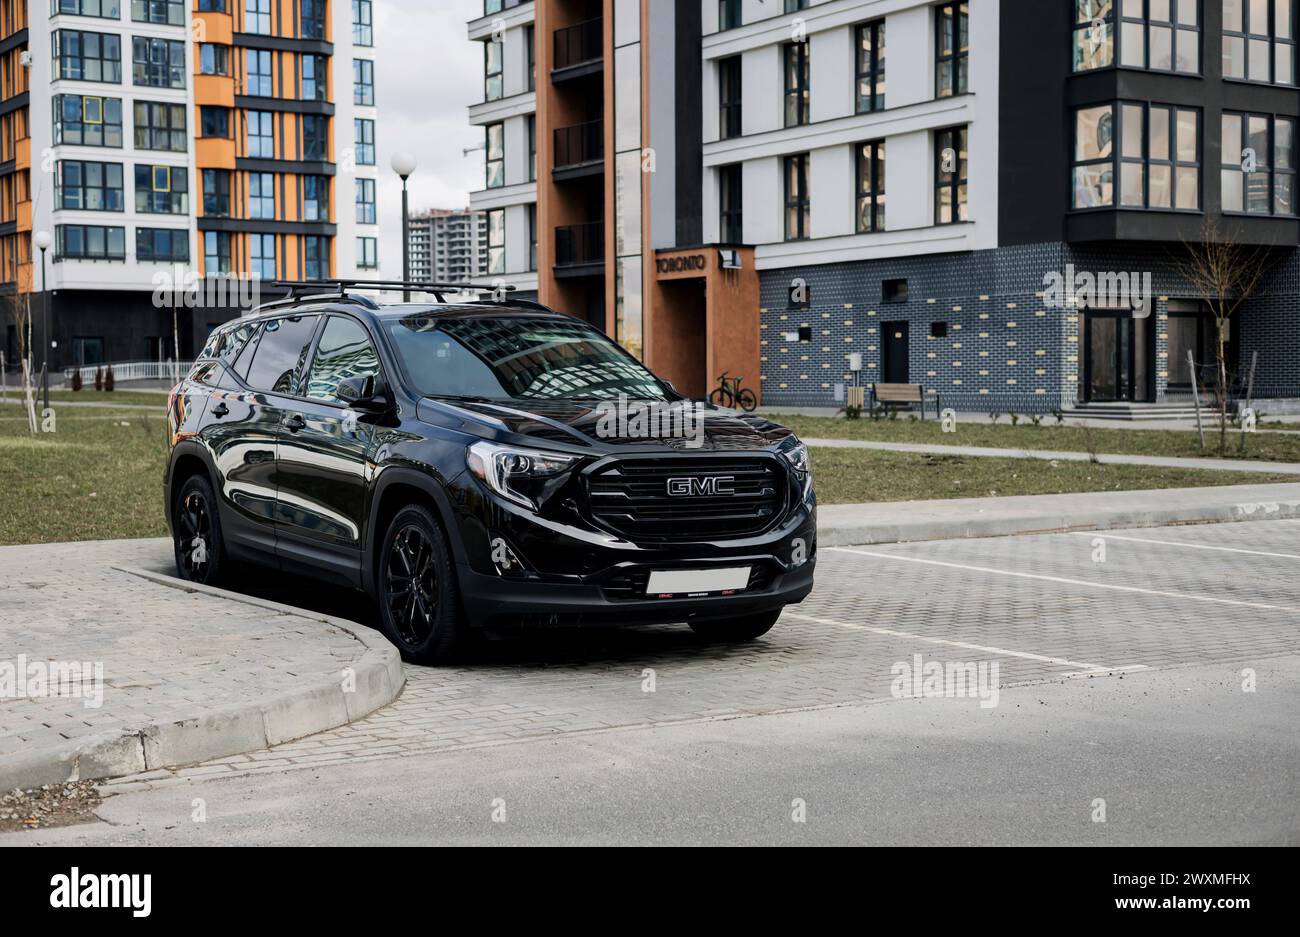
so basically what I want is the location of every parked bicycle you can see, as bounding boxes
[709,371,758,412]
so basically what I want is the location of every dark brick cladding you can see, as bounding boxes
[759,242,1300,411]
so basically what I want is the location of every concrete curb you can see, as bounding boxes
[0,568,404,792]
[817,489,1300,547]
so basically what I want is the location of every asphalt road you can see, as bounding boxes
[4,519,1299,846]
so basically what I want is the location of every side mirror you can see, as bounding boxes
[337,374,390,412]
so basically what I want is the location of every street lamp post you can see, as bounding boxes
[33,230,52,411]
[391,152,417,301]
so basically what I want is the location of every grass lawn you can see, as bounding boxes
[775,414,1300,464]
[1,402,1292,545]
[809,448,1297,504]
[0,389,170,408]
[0,404,169,545]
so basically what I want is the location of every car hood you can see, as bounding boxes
[415,397,796,454]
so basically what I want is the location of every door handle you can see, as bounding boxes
[284,414,307,433]
[211,402,229,418]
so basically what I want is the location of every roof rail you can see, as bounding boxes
[265,279,516,305]
[464,297,558,315]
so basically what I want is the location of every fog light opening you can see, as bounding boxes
[490,536,526,576]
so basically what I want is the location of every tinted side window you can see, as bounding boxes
[305,316,381,402]
[218,321,259,366]
[244,315,320,394]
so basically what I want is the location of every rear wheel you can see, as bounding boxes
[378,504,465,664]
[736,388,759,412]
[173,475,225,586]
[689,609,781,642]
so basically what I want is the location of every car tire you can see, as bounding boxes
[377,503,465,664]
[689,609,781,642]
[173,474,226,587]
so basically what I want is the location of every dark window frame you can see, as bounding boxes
[719,55,742,139]
[934,125,969,225]
[935,1,969,98]
[856,140,886,233]
[855,19,886,114]
[719,163,743,244]
[783,152,810,241]
[783,41,810,128]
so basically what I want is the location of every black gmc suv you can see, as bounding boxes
[165,282,816,663]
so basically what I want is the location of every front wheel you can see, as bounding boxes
[708,387,734,409]
[378,504,465,664]
[173,474,226,586]
[736,388,759,412]
[689,609,781,642]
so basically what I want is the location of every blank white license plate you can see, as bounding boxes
[645,567,751,597]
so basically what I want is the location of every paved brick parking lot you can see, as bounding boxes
[109,518,1300,789]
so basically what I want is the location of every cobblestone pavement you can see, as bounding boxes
[0,540,372,764]
[104,518,1300,790]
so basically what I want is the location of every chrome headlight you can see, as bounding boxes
[467,441,577,510]
[779,439,810,477]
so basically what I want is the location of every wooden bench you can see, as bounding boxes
[870,383,939,419]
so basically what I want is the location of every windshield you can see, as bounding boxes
[383,314,671,402]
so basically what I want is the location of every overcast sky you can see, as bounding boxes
[373,0,485,278]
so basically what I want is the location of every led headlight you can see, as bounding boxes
[467,441,577,510]
[779,439,810,476]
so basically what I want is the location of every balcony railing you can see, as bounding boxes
[553,120,603,170]
[553,18,603,72]
[555,221,604,268]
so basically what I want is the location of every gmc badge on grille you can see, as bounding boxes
[667,476,735,497]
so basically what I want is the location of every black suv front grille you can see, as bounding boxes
[585,456,786,541]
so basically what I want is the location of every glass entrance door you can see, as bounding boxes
[1083,311,1146,403]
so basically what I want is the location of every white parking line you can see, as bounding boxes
[1070,531,1300,561]
[827,546,1300,614]
[782,611,1139,674]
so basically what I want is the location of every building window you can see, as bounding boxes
[783,153,810,241]
[785,0,809,11]
[249,172,275,219]
[200,44,229,76]
[53,95,123,147]
[527,115,536,181]
[719,0,741,30]
[246,49,273,96]
[134,101,186,151]
[783,42,809,127]
[55,160,124,212]
[303,55,328,100]
[246,110,274,157]
[202,169,230,216]
[525,25,536,91]
[527,203,537,272]
[53,30,122,83]
[935,2,969,97]
[485,38,503,102]
[356,178,376,224]
[856,141,886,232]
[198,0,227,10]
[934,126,968,224]
[855,20,886,113]
[132,37,186,89]
[1222,112,1296,214]
[303,236,330,279]
[355,118,376,164]
[200,106,230,138]
[354,1,374,47]
[883,278,908,303]
[1073,103,1200,210]
[1074,2,1115,70]
[137,228,189,263]
[54,1,120,17]
[354,59,375,106]
[135,164,188,214]
[303,115,329,160]
[204,231,232,273]
[1224,0,1296,84]
[245,0,272,36]
[251,234,276,279]
[719,163,743,244]
[485,123,504,188]
[357,236,378,269]
[56,225,126,262]
[719,55,742,139]
[487,208,505,274]
[302,0,326,40]
[132,0,183,25]
[304,176,330,221]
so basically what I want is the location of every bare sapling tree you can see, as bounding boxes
[3,291,38,432]
[1176,218,1274,453]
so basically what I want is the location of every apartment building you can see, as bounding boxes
[0,0,380,371]
[407,207,489,284]
[469,0,1299,410]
